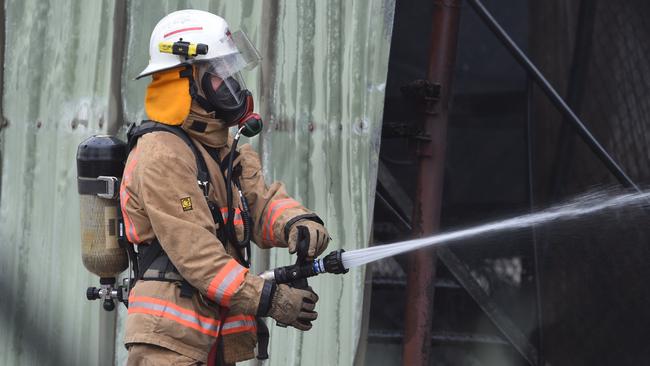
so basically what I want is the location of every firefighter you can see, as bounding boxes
[121,9,330,365]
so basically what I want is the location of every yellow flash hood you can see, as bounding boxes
[144,67,191,125]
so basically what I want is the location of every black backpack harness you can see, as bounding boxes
[125,121,252,293]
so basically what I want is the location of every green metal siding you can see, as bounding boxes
[1,1,394,365]
[0,1,119,365]
[258,2,393,365]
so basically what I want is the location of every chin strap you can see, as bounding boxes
[180,65,215,114]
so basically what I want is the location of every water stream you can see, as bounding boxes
[341,190,650,269]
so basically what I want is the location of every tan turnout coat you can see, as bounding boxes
[119,111,317,363]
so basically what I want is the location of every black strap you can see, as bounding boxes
[138,240,195,298]
[136,240,164,280]
[117,195,137,308]
[189,120,208,133]
[208,200,227,244]
[204,143,251,266]
[256,318,271,360]
[141,256,183,282]
[203,143,222,165]
[179,281,195,298]
[256,281,276,317]
[205,142,243,187]
[283,213,324,242]
[180,65,215,114]
[77,177,118,196]
[215,334,228,366]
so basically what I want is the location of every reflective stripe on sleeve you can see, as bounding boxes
[120,147,141,243]
[128,295,220,337]
[262,199,300,244]
[206,259,248,307]
[221,314,257,335]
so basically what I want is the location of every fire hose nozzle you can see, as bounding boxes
[316,249,348,275]
[259,249,349,284]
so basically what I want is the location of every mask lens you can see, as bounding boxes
[199,70,247,120]
[215,76,243,106]
[197,60,247,104]
[208,74,222,92]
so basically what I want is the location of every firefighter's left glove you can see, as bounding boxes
[258,281,319,331]
[288,220,330,260]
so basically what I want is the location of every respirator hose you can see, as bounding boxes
[225,127,252,267]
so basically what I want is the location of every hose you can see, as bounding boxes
[225,127,252,267]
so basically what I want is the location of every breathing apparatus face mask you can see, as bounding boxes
[193,31,261,126]
[199,69,251,126]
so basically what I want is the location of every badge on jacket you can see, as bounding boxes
[181,197,193,211]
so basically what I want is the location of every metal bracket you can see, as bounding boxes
[197,180,209,197]
[381,121,424,139]
[97,176,119,199]
[400,80,442,115]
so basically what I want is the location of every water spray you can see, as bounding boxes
[262,190,650,284]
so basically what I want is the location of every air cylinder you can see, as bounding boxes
[77,135,128,278]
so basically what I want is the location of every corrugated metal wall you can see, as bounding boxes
[0,1,120,365]
[0,1,394,365]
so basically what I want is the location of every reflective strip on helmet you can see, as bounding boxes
[220,207,243,225]
[263,199,300,244]
[128,295,220,337]
[164,26,203,39]
[120,147,141,243]
[221,314,257,335]
[206,259,248,307]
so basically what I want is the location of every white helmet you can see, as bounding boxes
[137,9,260,79]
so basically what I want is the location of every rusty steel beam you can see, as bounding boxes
[402,1,462,365]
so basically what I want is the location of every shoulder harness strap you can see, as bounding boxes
[127,121,210,196]
[180,66,215,114]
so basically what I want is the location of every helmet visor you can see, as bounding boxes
[198,30,261,80]
[231,30,261,70]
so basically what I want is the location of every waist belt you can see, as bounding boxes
[141,255,184,282]
[137,240,194,298]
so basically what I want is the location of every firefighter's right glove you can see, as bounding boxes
[259,282,319,331]
[288,219,330,260]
